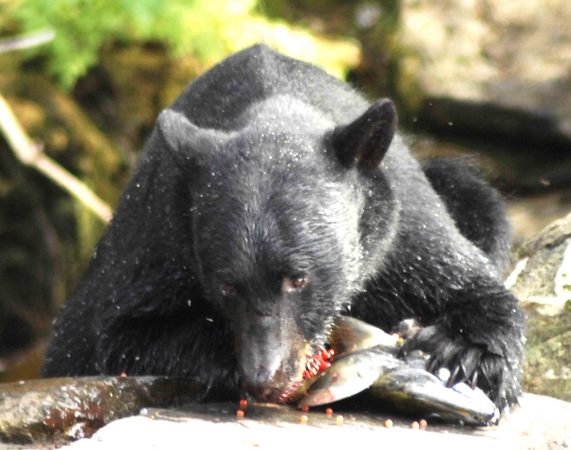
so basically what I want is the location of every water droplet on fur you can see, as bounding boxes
[206,317,214,323]
[187,299,192,307]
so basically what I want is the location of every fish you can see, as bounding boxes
[327,316,401,355]
[299,347,404,406]
[299,316,500,426]
[369,366,500,425]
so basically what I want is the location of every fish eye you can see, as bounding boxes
[282,275,309,293]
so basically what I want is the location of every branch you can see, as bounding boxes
[0,29,55,54]
[0,94,112,223]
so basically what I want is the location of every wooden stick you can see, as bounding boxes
[0,29,55,53]
[0,94,112,223]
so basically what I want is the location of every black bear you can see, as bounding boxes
[43,45,524,410]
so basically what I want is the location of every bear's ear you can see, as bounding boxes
[156,109,218,165]
[331,98,397,170]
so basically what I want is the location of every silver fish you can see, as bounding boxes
[300,347,404,406]
[370,366,500,425]
[300,316,500,426]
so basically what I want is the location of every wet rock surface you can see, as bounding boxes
[0,376,206,446]
[1,376,570,449]
[60,395,570,450]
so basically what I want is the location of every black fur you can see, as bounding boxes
[422,157,512,272]
[43,45,524,409]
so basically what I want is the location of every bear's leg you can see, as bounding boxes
[401,276,525,410]
[422,157,511,274]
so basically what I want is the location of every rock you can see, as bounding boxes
[507,211,571,315]
[398,0,571,156]
[506,212,571,402]
[3,379,570,449]
[0,376,206,446]
[60,394,570,450]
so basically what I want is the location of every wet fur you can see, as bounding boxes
[43,45,524,409]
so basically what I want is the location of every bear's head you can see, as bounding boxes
[157,96,397,402]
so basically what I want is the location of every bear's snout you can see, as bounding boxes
[235,312,309,402]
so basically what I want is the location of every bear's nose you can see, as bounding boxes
[243,366,279,401]
[254,366,273,385]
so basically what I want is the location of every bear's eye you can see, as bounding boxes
[221,283,236,298]
[282,276,309,293]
